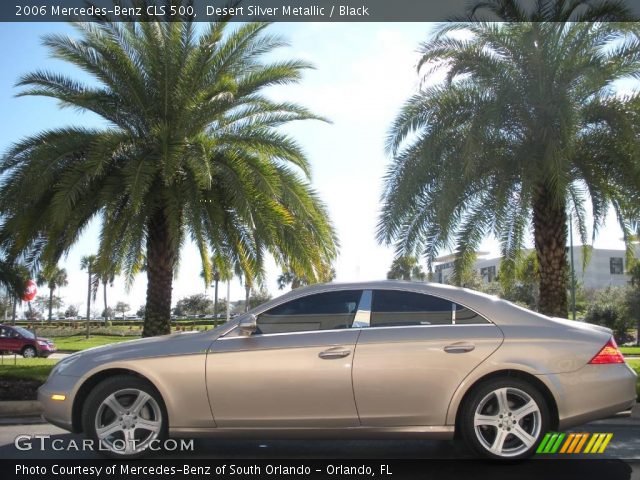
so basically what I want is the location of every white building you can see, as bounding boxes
[434,247,638,289]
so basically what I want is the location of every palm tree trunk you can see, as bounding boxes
[532,184,568,318]
[103,282,108,320]
[214,279,219,319]
[143,211,175,337]
[48,286,53,323]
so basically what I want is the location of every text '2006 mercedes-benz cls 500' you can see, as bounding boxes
[38,281,637,459]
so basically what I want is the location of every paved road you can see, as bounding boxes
[0,415,638,460]
[45,353,69,360]
[0,353,69,361]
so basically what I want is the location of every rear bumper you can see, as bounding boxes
[609,408,633,419]
[540,363,637,430]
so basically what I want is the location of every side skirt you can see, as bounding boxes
[169,425,455,440]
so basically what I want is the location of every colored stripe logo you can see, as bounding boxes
[536,432,613,454]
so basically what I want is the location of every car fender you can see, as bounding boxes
[445,357,561,426]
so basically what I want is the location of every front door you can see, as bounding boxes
[206,289,364,428]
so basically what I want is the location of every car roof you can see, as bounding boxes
[246,280,551,328]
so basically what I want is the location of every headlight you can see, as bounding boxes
[37,340,47,346]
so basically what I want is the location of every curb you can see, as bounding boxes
[0,400,42,418]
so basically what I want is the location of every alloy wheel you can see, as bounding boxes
[94,388,162,455]
[473,387,542,457]
[23,347,36,358]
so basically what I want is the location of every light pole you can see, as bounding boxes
[226,280,231,322]
[245,283,251,312]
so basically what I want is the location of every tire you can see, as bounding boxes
[459,377,550,459]
[82,375,168,458]
[22,346,37,358]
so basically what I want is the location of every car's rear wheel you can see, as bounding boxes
[459,378,549,459]
[22,346,37,358]
[82,375,167,458]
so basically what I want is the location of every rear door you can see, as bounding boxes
[0,326,11,352]
[352,289,503,426]
[0,327,22,353]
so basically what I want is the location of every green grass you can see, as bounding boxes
[53,335,133,352]
[621,346,640,355]
[627,358,640,400]
[0,358,57,382]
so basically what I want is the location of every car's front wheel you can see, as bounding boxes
[22,346,37,358]
[459,378,550,459]
[82,375,167,458]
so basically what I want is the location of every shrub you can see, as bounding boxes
[583,287,635,343]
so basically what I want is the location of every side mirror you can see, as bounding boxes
[238,314,257,336]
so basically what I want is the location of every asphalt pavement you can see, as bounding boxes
[0,413,638,460]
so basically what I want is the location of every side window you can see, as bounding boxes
[0,327,7,338]
[371,290,453,327]
[257,290,363,334]
[453,304,490,325]
[610,257,624,275]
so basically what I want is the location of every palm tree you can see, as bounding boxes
[0,259,26,298]
[37,266,68,322]
[200,252,234,318]
[98,269,117,321]
[0,12,337,336]
[379,18,640,317]
[80,255,98,338]
[386,256,426,281]
[277,264,335,290]
[0,259,29,325]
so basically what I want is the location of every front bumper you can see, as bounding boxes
[37,345,57,357]
[37,374,79,432]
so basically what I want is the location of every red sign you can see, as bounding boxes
[22,279,37,302]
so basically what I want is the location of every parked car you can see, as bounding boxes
[0,324,57,358]
[39,281,637,459]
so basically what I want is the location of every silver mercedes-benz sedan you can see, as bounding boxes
[38,281,637,459]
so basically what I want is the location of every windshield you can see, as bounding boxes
[13,326,35,339]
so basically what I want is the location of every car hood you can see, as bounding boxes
[37,337,54,343]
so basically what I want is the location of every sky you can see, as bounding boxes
[0,21,633,317]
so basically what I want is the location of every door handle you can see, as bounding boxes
[444,343,475,353]
[319,347,351,359]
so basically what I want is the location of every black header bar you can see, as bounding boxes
[3,0,640,22]
[2,458,639,480]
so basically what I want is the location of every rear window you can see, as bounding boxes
[370,290,489,327]
[371,290,453,326]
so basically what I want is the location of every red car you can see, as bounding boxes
[0,324,56,358]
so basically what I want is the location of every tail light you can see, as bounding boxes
[588,337,625,364]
